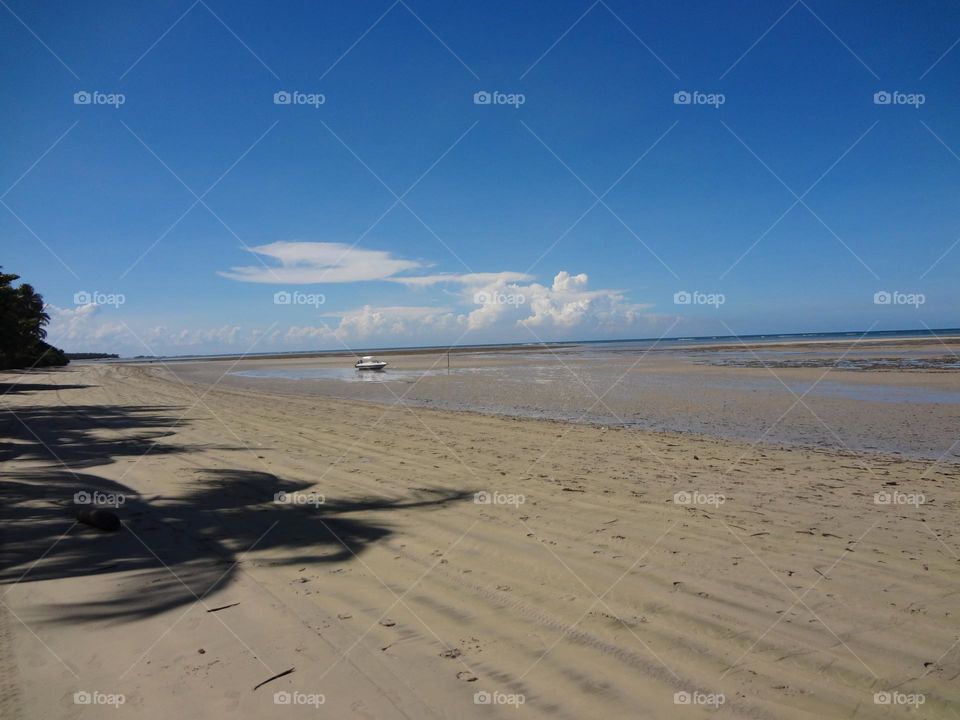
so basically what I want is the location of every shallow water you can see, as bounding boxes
[220,347,960,459]
[233,367,426,382]
[233,363,601,384]
[233,361,960,404]
[702,352,960,371]
[703,376,960,405]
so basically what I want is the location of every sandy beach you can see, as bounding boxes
[2,358,958,719]
[8,0,960,715]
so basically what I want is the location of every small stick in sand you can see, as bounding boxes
[253,667,294,691]
[206,602,241,613]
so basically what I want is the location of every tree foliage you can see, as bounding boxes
[0,268,69,370]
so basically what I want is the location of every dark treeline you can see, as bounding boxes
[0,267,69,370]
[66,353,119,360]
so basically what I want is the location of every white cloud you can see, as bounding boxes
[47,304,252,356]
[275,307,463,349]
[275,324,336,346]
[392,271,534,287]
[333,305,462,339]
[218,241,426,284]
[217,241,542,290]
[451,270,653,334]
[48,265,667,356]
[518,271,651,331]
[47,303,127,349]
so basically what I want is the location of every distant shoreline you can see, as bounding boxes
[102,343,579,364]
[103,335,960,364]
[76,328,960,364]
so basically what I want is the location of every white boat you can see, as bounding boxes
[355,355,387,371]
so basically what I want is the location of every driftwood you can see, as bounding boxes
[76,508,122,532]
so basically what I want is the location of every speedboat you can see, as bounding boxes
[355,355,387,371]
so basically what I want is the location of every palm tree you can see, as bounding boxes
[0,267,67,370]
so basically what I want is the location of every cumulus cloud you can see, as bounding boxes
[278,274,661,347]
[519,271,650,330]
[452,270,652,334]
[218,241,426,284]
[50,260,666,356]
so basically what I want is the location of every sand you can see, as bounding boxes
[2,361,958,718]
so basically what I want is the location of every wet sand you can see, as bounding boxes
[167,339,960,460]
[1,361,958,718]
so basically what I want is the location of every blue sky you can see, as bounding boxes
[3,0,959,355]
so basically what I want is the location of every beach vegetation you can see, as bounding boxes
[0,267,69,370]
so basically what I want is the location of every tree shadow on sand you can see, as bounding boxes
[0,367,93,395]
[1,393,472,624]
[0,402,196,467]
